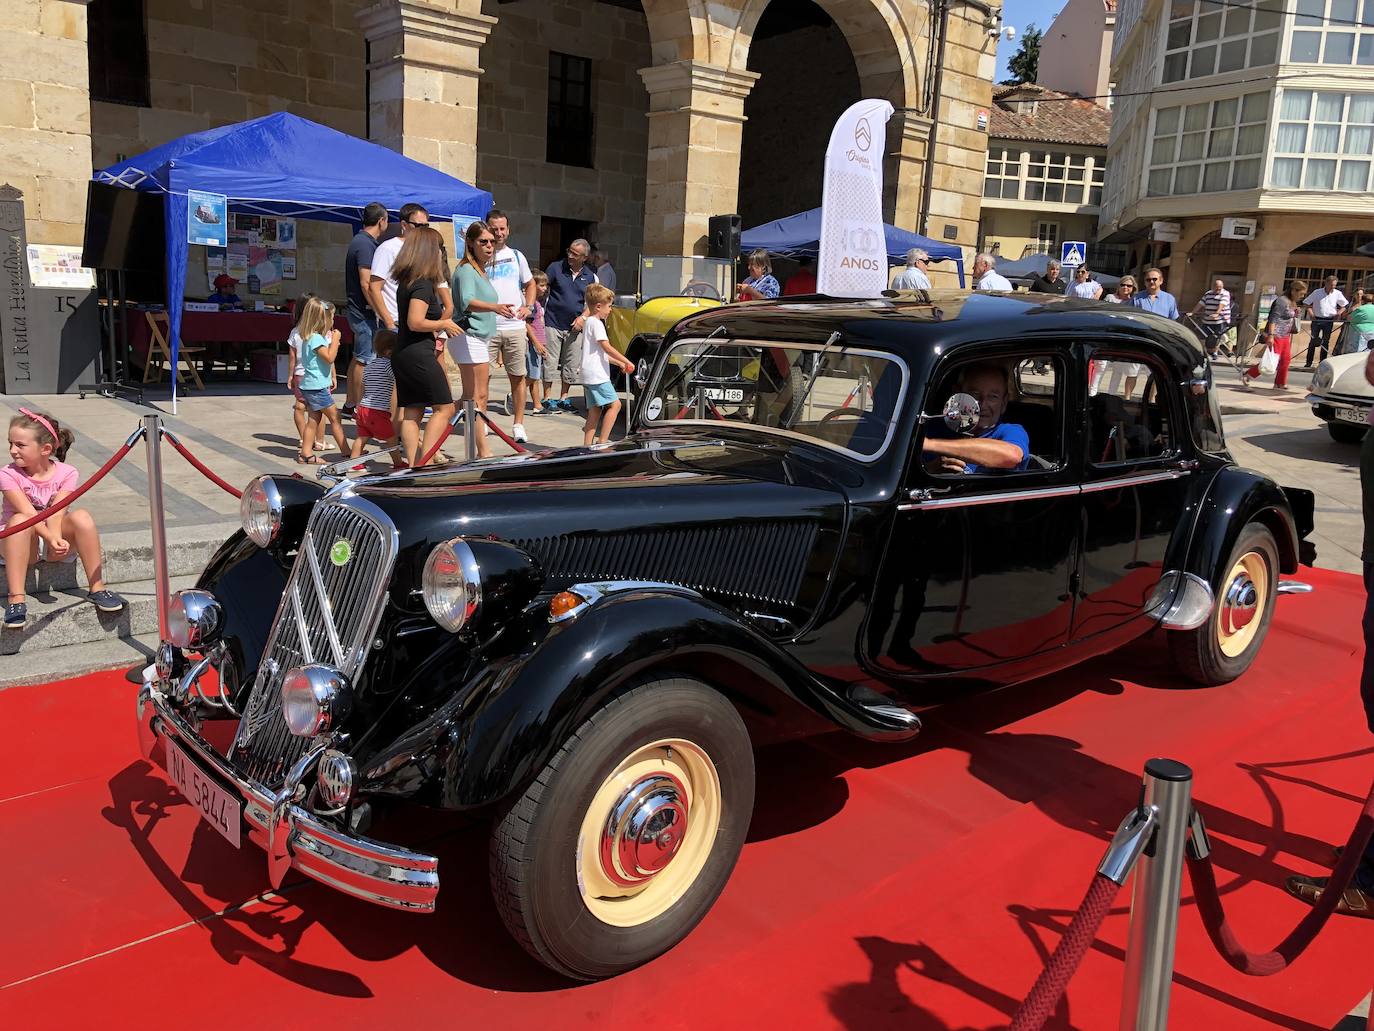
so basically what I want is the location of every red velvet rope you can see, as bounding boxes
[476,410,529,454]
[161,432,243,499]
[1187,775,1374,976]
[1010,873,1122,1031]
[417,418,456,469]
[0,440,137,540]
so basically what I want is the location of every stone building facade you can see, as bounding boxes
[1,0,999,308]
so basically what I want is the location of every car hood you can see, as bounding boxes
[350,432,850,622]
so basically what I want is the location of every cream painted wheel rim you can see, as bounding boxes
[576,738,722,927]
[1216,550,1269,658]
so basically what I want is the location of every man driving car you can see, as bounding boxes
[922,362,1029,473]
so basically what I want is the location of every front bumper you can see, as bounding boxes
[137,671,439,913]
[1307,392,1371,422]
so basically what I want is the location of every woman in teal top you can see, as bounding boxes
[448,221,514,458]
[1347,290,1374,353]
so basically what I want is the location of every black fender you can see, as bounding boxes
[423,589,915,811]
[195,530,292,705]
[1177,466,1307,591]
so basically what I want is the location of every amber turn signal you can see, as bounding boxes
[549,590,585,619]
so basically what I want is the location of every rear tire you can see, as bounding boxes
[489,677,754,980]
[1327,420,1366,444]
[1169,522,1279,686]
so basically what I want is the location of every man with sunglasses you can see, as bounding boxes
[1131,267,1180,320]
[544,239,598,413]
[368,203,432,334]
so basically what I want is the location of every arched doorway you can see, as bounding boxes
[1286,231,1374,295]
[737,1,861,228]
[1185,230,1249,308]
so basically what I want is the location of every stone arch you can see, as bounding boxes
[640,0,711,66]
[729,0,923,112]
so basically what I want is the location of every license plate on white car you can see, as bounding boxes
[167,739,241,848]
[703,388,744,402]
[1335,407,1369,424]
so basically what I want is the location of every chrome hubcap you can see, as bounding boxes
[600,772,689,887]
[1223,574,1259,632]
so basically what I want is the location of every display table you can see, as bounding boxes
[122,308,354,381]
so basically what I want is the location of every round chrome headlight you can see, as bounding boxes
[240,475,284,547]
[280,664,352,738]
[166,589,223,650]
[317,749,356,807]
[422,538,481,633]
[1314,360,1334,392]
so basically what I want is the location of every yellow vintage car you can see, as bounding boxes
[606,257,734,382]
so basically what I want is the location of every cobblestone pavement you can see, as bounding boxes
[0,359,1358,571]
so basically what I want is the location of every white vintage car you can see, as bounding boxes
[1308,350,1371,442]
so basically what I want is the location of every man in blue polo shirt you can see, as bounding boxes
[922,362,1030,473]
[1132,267,1180,319]
[544,238,598,412]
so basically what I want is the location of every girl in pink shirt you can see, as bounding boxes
[3,409,125,630]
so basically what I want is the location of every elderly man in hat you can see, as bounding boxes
[208,274,242,309]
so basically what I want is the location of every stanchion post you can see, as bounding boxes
[143,414,171,641]
[1119,758,1194,1031]
[464,398,476,463]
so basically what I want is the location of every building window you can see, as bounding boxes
[1289,0,1374,66]
[1090,161,1106,205]
[88,0,150,107]
[1271,90,1374,191]
[1025,152,1097,205]
[1147,91,1268,197]
[1035,222,1060,255]
[1285,264,1374,291]
[547,52,594,168]
[983,147,1022,199]
[1161,0,1283,83]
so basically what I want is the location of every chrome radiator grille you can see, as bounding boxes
[230,496,398,786]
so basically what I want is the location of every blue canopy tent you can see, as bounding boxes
[741,207,965,287]
[93,112,492,409]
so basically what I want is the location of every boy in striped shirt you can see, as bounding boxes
[350,329,406,469]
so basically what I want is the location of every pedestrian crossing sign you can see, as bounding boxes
[1061,242,1086,267]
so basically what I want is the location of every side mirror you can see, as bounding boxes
[634,358,649,389]
[943,392,980,434]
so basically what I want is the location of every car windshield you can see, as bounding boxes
[640,338,907,459]
[638,256,734,301]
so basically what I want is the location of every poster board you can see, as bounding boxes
[206,213,297,293]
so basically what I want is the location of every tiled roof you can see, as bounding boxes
[989,84,1112,148]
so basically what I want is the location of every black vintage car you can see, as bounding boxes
[138,292,1315,980]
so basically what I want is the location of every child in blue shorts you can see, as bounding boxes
[580,284,634,445]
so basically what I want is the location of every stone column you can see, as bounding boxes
[638,60,759,257]
[357,0,496,184]
[0,0,94,245]
[889,110,932,234]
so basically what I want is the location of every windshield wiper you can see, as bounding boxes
[794,330,842,417]
[658,324,729,399]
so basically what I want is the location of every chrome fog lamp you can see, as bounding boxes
[422,538,481,633]
[317,749,356,807]
[281,664,352,737]
[1314,361,1334,392]
[240,475,284,547]
[166,589,223,649]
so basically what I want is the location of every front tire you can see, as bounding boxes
[1169,522,1279,685]
[1327,420,1366,444]
[489,677,754,980]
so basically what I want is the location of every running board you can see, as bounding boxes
[1276,580,1314,595]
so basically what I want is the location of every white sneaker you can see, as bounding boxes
[512,423,528,443]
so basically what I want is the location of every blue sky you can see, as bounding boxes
[994,0,1067,82]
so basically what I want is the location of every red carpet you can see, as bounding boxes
[1,567,1371,1029]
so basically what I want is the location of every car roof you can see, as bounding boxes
[670,291,1207,369]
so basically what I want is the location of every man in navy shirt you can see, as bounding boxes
[341,201,388,417]
[922,362,1029,473]
[544,238,598,412]
[1131,267,1180,319]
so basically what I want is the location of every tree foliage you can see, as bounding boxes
[1002,24,1042,86]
